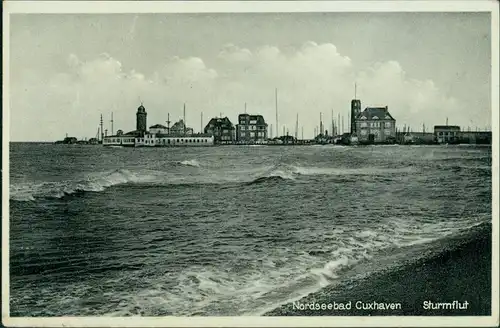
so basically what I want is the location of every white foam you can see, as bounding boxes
[9,169,145,201]
[179,159,201,167]
[291,165,416,176]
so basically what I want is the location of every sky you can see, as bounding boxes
[9,12,492,141]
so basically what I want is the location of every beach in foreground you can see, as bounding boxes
[265,223,491,316]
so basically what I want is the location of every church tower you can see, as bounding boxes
[136,103,147,133]
[351,99,361,134]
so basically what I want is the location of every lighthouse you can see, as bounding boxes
[136,103,147,133]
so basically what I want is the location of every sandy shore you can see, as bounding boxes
[265,227,491,316]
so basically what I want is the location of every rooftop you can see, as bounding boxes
[434,125,460,130]
[356,107,395,121]
[238,113,267,125]
[150,124,167,129]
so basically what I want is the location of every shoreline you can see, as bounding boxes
[265,228,492,316]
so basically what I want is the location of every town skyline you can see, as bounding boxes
[9,12,492,141]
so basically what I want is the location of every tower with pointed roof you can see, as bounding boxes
[136,103,147,133]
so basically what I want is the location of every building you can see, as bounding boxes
[459,131,492,144]
[434,125,460,144]
[170,119,194,135]
[149,124,168,134]
[350,99,362,134]
[236,114,268,144]
[136,103,147,133]
[102,103,214,147]
[204,117,235,144]
[354,106,396,143]
[406,132,435,144]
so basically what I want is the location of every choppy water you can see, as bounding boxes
[9,143,492,316]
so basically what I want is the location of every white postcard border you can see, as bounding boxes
[2,1,499,327]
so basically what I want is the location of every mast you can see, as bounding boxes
[183,103,186,135]
[320,112,323,135]
[275,88,278,138]
[331,109,334,136]
[111,112,114,136]
[341,115,344,134]
[338,113,341,134]
[301,126,304,140]
[166,113,171,135]
[100,114,104,141]
[295,113,299,139]
[201,112,203,134]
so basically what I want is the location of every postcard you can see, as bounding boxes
[2,1,499,327]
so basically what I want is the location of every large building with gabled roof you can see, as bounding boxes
[236,113,268,144]
[354,106,396,143]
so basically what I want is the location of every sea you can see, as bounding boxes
[9,143,492,317]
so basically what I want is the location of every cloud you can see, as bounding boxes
[11,42,469,141]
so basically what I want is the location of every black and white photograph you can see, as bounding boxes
[3,1,499,327]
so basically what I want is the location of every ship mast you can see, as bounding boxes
[110,112,114,136]
[275,88,278,138]
[295,113,298,139]
[100,114,104,141]
[166,113,171,135]
[183,103,186,135]
[338,113,341,135]
[320,112,323,135]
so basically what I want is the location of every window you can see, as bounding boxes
[176,139,179,142]
[385,122,392,128]
[361,122,368,128]
[250,132,255,138]
[360,116,367,120]
[361,130,368,135]
[241,126,246,131]
[241,132,246,137]
[384,129,391,135]
[372,116,379,120]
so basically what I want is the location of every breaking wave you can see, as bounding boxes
[97,220,490,317]
[9,163,422,202]
[290,166,416,176]
[177,159,201,167]
[9,169,149,202]
[247,175,292,186]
